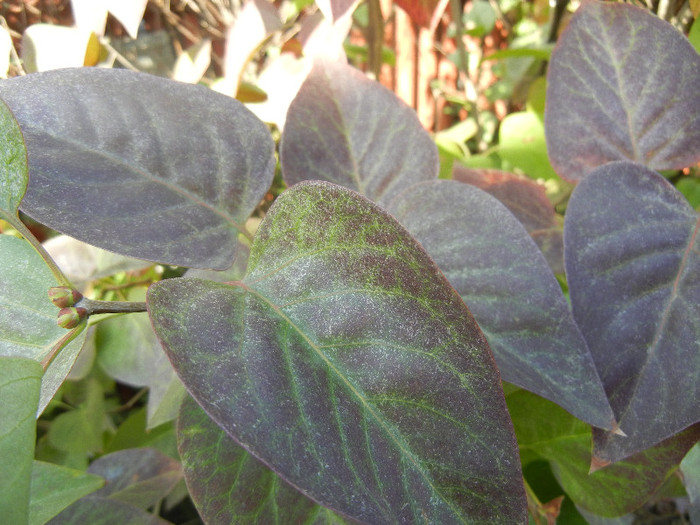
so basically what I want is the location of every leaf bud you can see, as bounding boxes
[57,307,88,329]
[48,286,83,308]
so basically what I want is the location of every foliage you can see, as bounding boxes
[0,1,699,524]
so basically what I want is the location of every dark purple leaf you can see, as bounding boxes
[86,448,182,509]
[280,59,438,206]
[177,395,351,524]
[388,180,614,430]
[0,68,275,270]
[509,389,700,516]
[564,161,700,462]
[149,181,526,524]
[47,497,170,525]
[452,166,564,273]
[545,0,700,180]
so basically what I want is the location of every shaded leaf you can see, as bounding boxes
[0,235,88,413]
[0,68,276,270]
[388,180,613,429]
[149,181,526,523]
[0,357,42,525]
[87,448,182,509]
[452,166,564,273]
[508,389,700,517]
[47,497,170,525]
[47,378,105,455]
[564,162,700,462]
[681,443,700,525]
[177,395,349,524]
[545,0,700,180]
[281,59,438,206]
[0,97,27,217]
[29,461,104,525]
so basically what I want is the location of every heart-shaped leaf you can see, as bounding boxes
[545,0,700,180]
[508,389,700,517]
[0,68,276,270]
[0,357,42,525]
[0,235,88,414]
[280,59,438,206]
[564,161,700,462]
[177,395,350,524]
[388,180,614,430]
[149,181,526,523]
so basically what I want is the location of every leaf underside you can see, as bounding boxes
[0,68,276,269]
[149,181,527,524]
[546,0,700,180]
[565,162,700,462]
[388,180,614,430]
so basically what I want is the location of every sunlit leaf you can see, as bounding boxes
[0,357,42,525]
[499,111,559,180]
[149,181,526,523]
[388,180,614,429]
[508,389,700,517]
[177,395,350,524]
[21,25,96,72]
[29,461,104,525]
[0,68,276,270]
[315,0,360,23]
[0,235,88,414]
[545,0,700,180]
[565,162,700,462]
[281,59,438,206]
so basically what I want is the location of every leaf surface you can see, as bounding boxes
[149,181,526,523]
[46,497,169,525]
[564,162,700,462]
[508,389,700,517]
[545,0,700,180]
[0,357,42,525]
[0,68,276,269]
[0,97,27,217]
[281,59,438,206]
[681,443,700,524]
[29,461,104,525]
[177,395,350,524]
[0,235,88,413]
[388,180,613,429]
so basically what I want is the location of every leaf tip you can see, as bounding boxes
[588,455,611,474]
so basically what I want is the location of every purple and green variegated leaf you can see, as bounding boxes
[149,181,527,524]
[280,59,438,206]
[0,97,27,219]
[508,389,700,517]
[0,68,275,270]
[452,166,564,273]
[545,0,700,181]
[564,161,700,463]
[388,180,614,430]
[177,395,350,524]
[47,497,170,525]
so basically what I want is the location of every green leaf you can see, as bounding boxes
[281,59,438,206]
[0,68,276,270]
[498,111,559,180]
[47,378,105,455]
[388,180,614,430]
[149,181,527,523]
[508,389,700,517]
[29,461,104,525]
[681,442,700,524]
[0,357,42,525]
[0,97,27,218]
[96,289,185,429]
[0,235,88,413]
[545,0,700,180]
[565,162,700,462]
[177,395,350,524]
